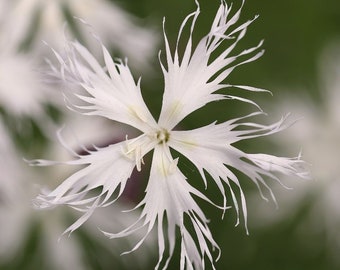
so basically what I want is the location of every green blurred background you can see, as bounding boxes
[1,0,340,269]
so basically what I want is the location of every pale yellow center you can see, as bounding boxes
[156,129,170,144]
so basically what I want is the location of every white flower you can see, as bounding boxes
[249,41,340,265]
[0,118,26,209]
[31,1,308,269]
[0,22,61,129]
[3,0,158,69]
[0,49,56,118]
[0,118,33,260]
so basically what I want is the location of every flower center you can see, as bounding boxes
[156,129,170,144]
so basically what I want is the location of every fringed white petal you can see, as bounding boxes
[158,0,263,129]
[102,145,222,269]
[32,136,155,235]
[246,153,310,180]
[169,116,310,233]
[49,40,157,133]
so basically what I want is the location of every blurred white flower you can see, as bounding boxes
[31,1,308,269]
[0,48,58,119]
[0,22,62,137]
[3,0,158,69]
[249,41,340,264]
[0,118,32,259]
[0,1,11,25]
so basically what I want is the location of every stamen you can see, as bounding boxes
[134,145,145,172]
[121,134,147,171]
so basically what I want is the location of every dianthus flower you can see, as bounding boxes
[31,1,308,269]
